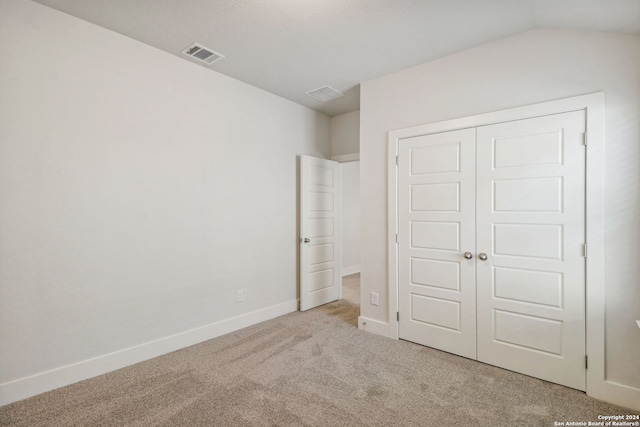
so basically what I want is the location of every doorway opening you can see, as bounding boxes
[339,159,360,321]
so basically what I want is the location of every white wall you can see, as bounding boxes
[360,29,640,401]
[340,161,360,276]
[0,0,330,404]
[330,110,360,158]
[331,111,361,276]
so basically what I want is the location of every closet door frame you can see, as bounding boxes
[387,92,604,399]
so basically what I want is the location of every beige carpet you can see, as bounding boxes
[1,275,636,426]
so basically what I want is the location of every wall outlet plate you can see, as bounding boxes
[236,290,244,303]
[370,292,379,306]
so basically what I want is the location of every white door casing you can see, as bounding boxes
[396,111,586,390]
[300,155,341,311]
[398,129,477,359]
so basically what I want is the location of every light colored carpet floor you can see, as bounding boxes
[1,274,636,426]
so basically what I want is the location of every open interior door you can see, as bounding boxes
[300,155,341,311]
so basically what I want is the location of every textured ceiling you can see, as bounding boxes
[31,0,640,117]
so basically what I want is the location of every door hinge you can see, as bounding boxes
[395,233,398,243]
[583,244,588,258]
[395,155,399,165]
[585,355,588,370]
[397,312,400,321]
[583,132,588,146]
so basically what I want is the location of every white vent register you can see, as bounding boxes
[305,86,344,103]
[182,43,224,65]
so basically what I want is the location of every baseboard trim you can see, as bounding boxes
[589,379,640,412]
[0,300,297,406]
[357,316,390,337]
[341,265,360,276]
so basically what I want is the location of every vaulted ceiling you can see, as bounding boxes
[32,0,640,116]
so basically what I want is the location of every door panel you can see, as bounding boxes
[475,111,586,390]
[493,267,563,307]
[493,310,563,354]
[493,177,562,212]
[411,295,461,330]
[411,183,460,211]
[492,131,563,168]
[300,156,340,311]
[493,223,563,259]
[411,258,460,291]
[398,129,477,359]
[411,221,460,251]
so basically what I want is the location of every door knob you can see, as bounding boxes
[303,238,310,243]
[463,252,473,259]
[478,253,488,261]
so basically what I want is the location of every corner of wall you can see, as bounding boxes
[330,110,361,157]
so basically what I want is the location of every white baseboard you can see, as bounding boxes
[341,265,360,276]
[0,300,297,406]
[589,380,640,412]
[357,316,391,337]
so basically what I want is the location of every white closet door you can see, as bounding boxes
[475,111,586,390]
[398,129,477,359]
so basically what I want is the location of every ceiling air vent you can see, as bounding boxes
[182,43,224,65]
[305,86,344,103]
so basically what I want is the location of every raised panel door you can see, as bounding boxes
[398,129,477,359]
[475,111,586,390]
[300,156,341,311]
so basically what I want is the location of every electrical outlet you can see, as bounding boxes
[370,291,379,306]
[236,290,244,303]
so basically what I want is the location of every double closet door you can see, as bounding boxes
[397,111,586,390]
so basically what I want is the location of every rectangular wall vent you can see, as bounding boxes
[305,86,344,103]
[182,43,224,65]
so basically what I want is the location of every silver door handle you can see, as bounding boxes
[478,253,488,261]
[303,238,310,243]
[463,252,473,259]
